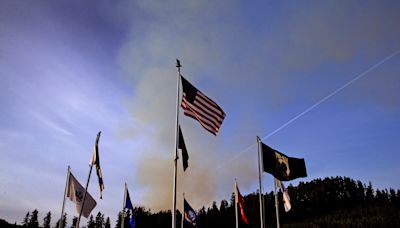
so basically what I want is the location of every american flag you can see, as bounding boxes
[180,76,225,135]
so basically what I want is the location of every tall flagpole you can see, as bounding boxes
[122,183,127,228]
[274,179,281,228]
[172,59,182,228]
[76,163,93,228]
[234,179,239,228]
[257,136,264,228]
[182,192,185,228]
[59,166,70,228]
[77,132,100,227]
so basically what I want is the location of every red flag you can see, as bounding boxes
[235,183,249,224]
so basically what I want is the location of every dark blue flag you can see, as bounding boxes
[124,188,135,228]
[184,199,197,228]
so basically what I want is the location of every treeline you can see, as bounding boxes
[1,210,112,228]
[2,176,400,227]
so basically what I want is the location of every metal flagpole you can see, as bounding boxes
[261,143,266,228]
[76,163,94,228]
[122,183,127,228]
[274,179,281,228]
[182,192,185,228]
[235,179,239,228]
[257,136,264,228]
[77,132,101,227]
[59,166,70,228]
[172,59,182,228]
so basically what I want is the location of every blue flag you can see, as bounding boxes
[184,199,197,228]
[124,188,135,228]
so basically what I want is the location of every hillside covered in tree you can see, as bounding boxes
[2,176,400,227]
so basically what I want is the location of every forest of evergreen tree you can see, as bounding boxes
[2,176,400,228]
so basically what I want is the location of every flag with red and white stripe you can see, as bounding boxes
[180,76,225,135]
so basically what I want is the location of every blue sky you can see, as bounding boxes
[1,0,400,226]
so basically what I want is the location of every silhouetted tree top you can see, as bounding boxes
[2,176,400,228]
[42,211,51,228]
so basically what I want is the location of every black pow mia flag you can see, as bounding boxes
[261,142,307,181]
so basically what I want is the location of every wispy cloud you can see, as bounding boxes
[31,112,73,136]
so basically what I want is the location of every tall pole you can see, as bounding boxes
[182,192,185,228]
[59,166,70,228]
[172,59,182,228]
[234,179,239,228]
[257,136,264,228]
[77,132,101,228]
[76,164,94,228]
[274,179,281,228]
[122,183,127,228]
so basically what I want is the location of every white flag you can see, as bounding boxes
[276,180,291,212]
[67,172,97,218]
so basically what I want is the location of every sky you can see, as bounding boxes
[1,0,400,226]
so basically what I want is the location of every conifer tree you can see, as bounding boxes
[28,209,39,228]
[62,213,67,228]
[71,216,78,228]
[95,211,104,228]
[115,211,122,228]
[42,211,51,228]
[22,212,30,227]
[87,214,95,228]
[105,217,111,228]
[366,182,374,203]
[55,213,67,228]
[123,209,131,228]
